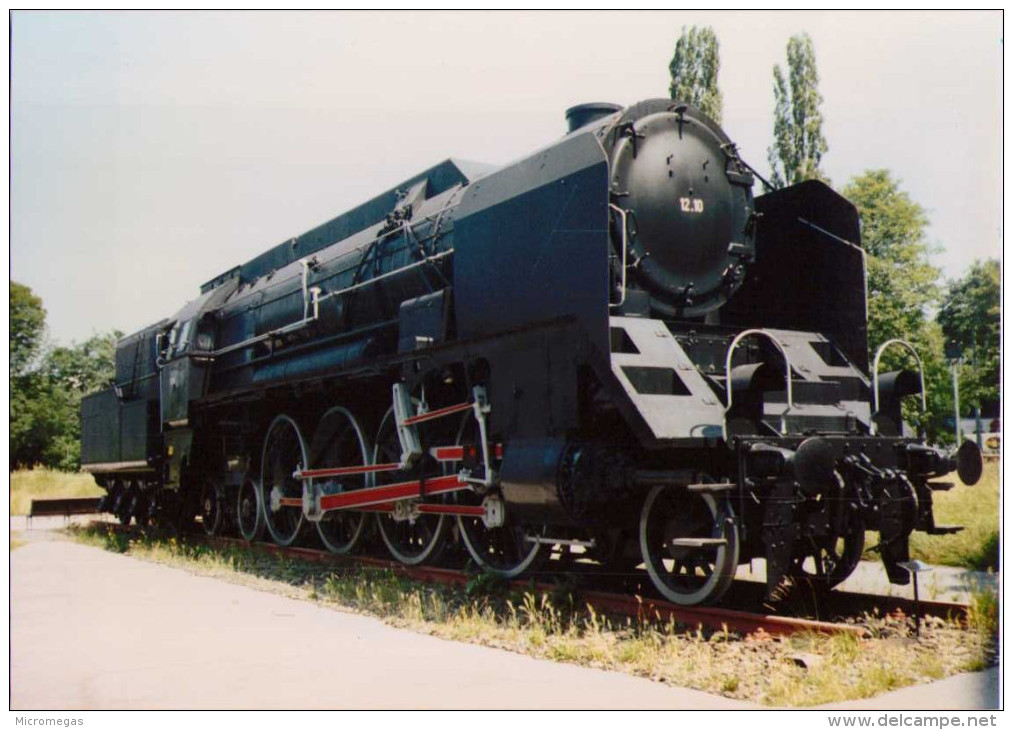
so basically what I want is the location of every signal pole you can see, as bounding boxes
[951,359,961,444]
[945,341,963,445]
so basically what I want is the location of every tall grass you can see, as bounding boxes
[908,462,1000,570]
[9,468,104,515]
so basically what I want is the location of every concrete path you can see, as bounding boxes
[11,538,755,710]
[11,533,998,710]
[818,668,1001,711]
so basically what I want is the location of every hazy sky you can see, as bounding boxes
[10,10,1002,346]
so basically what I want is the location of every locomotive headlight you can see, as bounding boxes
[606,101,756,319]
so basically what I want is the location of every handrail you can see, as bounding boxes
[203,251,453,360]
[871,339,927,435]
[724,329,794,439]
[315,249,454,305]
[608,203,629,308]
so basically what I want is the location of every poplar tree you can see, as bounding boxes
[767,33,829,188]
[668,26,723,123]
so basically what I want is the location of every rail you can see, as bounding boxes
[85,522,973,637]
[199,533,864,638]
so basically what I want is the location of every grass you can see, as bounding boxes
[9,468,104,516]
[64,523,998,707]
[907,462,999,571]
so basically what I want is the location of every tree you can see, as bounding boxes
[9,280,120,470]
[767,33,829,188]
[31,332,120,470]
[668,26,723,123]
[843,170,948,440]
[937,259,1000,415]
[44,333,119,397]
[10,281,46,378]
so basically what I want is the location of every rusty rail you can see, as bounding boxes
[85,522,969,638]
[201,534,866,637]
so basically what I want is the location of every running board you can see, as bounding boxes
[670,538,728,548]
[687,483,737,493]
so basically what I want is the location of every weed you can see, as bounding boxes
[464,569,509,599]
[905,462,999,570]
[721,675,740,693]
[967,588,999,642]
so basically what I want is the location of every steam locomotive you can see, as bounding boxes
[81,99,983,606]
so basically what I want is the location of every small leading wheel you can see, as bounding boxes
[790,509,865,590]
[199,478,225,536]
[237,476,265,542]
[374,405,449,565]
[639,484,740,606]
[453,417,542,579]
[309,406,369,554]
[261,414,309,547]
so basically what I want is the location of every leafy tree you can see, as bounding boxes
[937,259,1000,415]
[843,170,949,440]
[10,281,46,378]
[30,332,120,470]
[767,33,829,188]
[9,280,120,470]
[668,26,723,123]
[44,333,119,397]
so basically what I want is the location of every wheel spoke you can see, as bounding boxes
[374,403,448,566]
[790,511,864,589]
[236,476,263,542]
[453,415,541,578]
[311,408,368,555]
[640,484,739,606]
[261,414,308,547]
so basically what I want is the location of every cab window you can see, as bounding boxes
[175,319,193,355]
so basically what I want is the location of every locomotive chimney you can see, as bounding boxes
[565,102,622,133]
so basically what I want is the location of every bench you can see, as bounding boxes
[27,497,102,528]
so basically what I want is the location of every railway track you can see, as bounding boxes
[85,521,969,639]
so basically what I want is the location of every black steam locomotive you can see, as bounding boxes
[81,99,982,606]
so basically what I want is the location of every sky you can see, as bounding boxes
[10,10,1003,346]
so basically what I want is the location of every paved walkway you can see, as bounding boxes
[11,537,755,710]
[11,531,999,710]
[818,668,1000,710]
